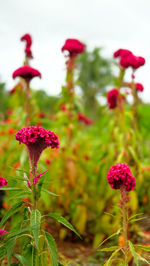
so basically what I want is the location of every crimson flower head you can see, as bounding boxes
[120,54,145,69]
[0,177,8,188]
[107,89,119,109]
[21,34,32,47]
[107,163,136,192]
[0,230,8,238]
[136,83,144,92]
[21,34,33,58]
[12,65,41,82]
[113,49,132,58]
[77,113,93,125]
[15,126,59,173]
[62,39,85,57]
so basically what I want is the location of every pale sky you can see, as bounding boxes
[1,0,150,102]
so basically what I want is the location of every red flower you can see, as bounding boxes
[136,83,144,92]
[0,177,8,188]
[38,112,45,118]
[21,34,32,47]
[77,113,93,125]
[33,170,48,185]
[15,126,59,173]
[12,65,41,81]
[107,163,136,192]
[113,49,132,58]
[7,109,13,116]
[120,54,145,69]
[45,159,51,165]
[0,230,8,237]
[107,89,119,109]
[62,39,85,57]
[61,104,66,111]
[21,34,33,58]
[9,88,16,94]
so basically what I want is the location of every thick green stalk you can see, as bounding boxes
[120,187,128,264]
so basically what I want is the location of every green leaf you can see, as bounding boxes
[0,201,24,227]
[47,213,81,238]
[44,231,58,266]
[0,245,6,258]
[104,248,121,266]
[30,209,41,249]
[98,229,121,247]
[6,237,16,265]
[128,213,144,221]
[42,189,60,197]
[136,253,149,264]
[14,254,29,266]
[98,246,119,252]
[129,241,139,266]
[135,244,150,252]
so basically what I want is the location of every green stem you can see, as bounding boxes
[120,187,128,264]
[31,159,37,210]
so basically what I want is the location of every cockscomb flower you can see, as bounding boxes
[21,34,32,47]
[62,39,85,57]
[21,33,33,58]
[12,65,41,82]
[136,83,144,92]
[77,113,93,125]
[0,230,8,238]
[120,54,145,69]
[33,170,48,185]
[107,89,119,109]
[113,49,132,58]
[107,163,136,192]
[15,126,59,173]
[0,177,8,188]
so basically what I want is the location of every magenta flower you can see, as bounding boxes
[0,230,8,238]
[12,65,41,82]
[107,89,119,109]
[136,83,144,92]
[0,177,8,188]
[77,113,93,125]
[21,33,33,58]
[62,39,85,57]
[107,163,136,192]
[113,49,132,58]
[15,126,59,173]
[33,170,48,185]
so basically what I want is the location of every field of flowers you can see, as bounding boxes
[0,34,150,265]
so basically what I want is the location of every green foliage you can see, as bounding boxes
[44,231,58,266]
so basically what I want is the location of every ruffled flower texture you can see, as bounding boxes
[77,113,93,125]
[107,163,136,192]
[0,177,8,187]
[21,33,33,58]
[136,83,144,92]
[15,126,59,173]
[62,39,85,57]
[12,65,41,82]
[114,48,145,70]
[107,89,119,109]
[0,230,8,238]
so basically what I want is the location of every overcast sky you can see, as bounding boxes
[1,0,150,101]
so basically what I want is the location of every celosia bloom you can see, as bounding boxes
[120,54,145,69]
[21,33,33,58]
[136,83,144,92]
[0,230,8,237]
[113,49,132,58]
[0,177,8,188]
[21,34,32,47]
[33,170,48,185]
[13,65,41,81]
[62,39,85,57]
[107,89,119,109]
[77,113,93,125]
[15,126,59,172]
[107,163,136,192]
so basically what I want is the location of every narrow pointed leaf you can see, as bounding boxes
[44,231,58,266]
[0,201,24,227]
[30,209,41,249]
